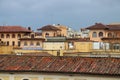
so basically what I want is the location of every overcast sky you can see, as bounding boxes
[0,0,120,31]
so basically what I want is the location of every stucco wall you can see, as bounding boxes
[0,33,24,46]
[0,46,13,54]
[75,42,92,52]
[0,73,119,80]
[43,42,65,50]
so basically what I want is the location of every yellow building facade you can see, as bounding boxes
[0,46,13,54]
[65,38,92,53]
[0,26,32,48]
[0,73,119,80]
[74,41,92,52]
[37,24,68,38]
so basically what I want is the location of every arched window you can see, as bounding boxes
[99,32,103,37]
[7,41,9,46]
[108,33,112,37]
[92,32,97,38]
[18,34,21,38]
[1,34,4,38]
[6,34,10,38]
[30,42,34,46]
[12,41,15,46]
[24,42,28,46]
[12,34,15,38]
[45,33,49,37]
[18,41,20,47]
[31,34,34,38]
[36,42,40,46]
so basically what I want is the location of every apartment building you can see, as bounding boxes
[37,24,68,38]
[86,23,120,52]
[0,26,32,47]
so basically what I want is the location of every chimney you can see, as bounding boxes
[28,27,31,30]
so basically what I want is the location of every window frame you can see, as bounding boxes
[30,41,34,46]
[12,34,16,38]
[18,34,21,38]
[1,34,4,38]
[99,32,103,37]
[24,42,28,46]
[36,42,40,46]
[6,34,10,38]
[92,32,97,38]
[108,32,112,37]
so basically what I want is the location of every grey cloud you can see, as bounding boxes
[0,0,120,30]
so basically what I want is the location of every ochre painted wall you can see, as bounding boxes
[0,73,119,80]
[75,42,92,52]
[43,42,65,50]
[0,46,13,54]
[0,33,25,47]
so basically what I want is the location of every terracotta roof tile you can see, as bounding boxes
[86,23,120,30]
[0,26,32,33]
[107,25,120,30]
[0,55,120,75]
[86,23,108,30]
[37,25,61,31]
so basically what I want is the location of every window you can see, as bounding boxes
[30,42,34,46]
[99,32,103,37]
[45,33,49,37]
[36,42,40,46]
[108,33,112,37]
[31,34,34,38]
[92,32,97,38]
[12,34,15,38]
[18,41,20,46]
[18,34,21,38]
[6,34,10,38]
[1,34,4,38]
[12,41,15,46]
[24,42,28,46]
[113,43,120,50]
[7,41,9,46]
[68,42,74,49]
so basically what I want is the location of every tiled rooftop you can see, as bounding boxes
[86,23,120,30]
[0,55,120,75]
[86,23,108,30]
[37,25,61,31]
[0,26,32,33]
